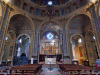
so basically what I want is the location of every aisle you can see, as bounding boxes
[40,68,61,75]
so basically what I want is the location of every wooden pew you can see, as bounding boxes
[59,64,92,75]
[10,64,42,74]
[20,64,42,73]
[10,66,37,74]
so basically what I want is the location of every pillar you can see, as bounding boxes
[33,20,39,59]
[67,32,73,64]
[0,4,11,63]
[62,21,69,64]
[62,21,68,56]
[88,4,100,58]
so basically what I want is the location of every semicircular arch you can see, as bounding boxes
[66,13,92,30]
[70,33,84,43]
[9,14,34,30]
[39,20,61,31]
[17,34,31,43]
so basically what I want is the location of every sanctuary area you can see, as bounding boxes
[0,0,100,74]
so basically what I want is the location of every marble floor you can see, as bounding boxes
[40,68,61,75]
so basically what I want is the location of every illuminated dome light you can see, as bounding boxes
[46,33,53,40]
[48,1,53,5]
[93,36,95,40]
[78,38,82,43]
[5,37,8,40]
[90,0,96,3]
[5,0,11,4]
[19,39,22,43]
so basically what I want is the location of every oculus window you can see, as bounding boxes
[46,33,54,40]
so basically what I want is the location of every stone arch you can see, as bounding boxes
[16,34,31,57]
[17,34,31,42]
[40,21,61,38]
[39,21,62,31]
[85,30,94,39]
[66,13,92,30]
[70,33,87,65]
[9,14,34,30]
[85,30,99,65]
[70,33,84,43]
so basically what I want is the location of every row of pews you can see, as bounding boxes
[59,64,93,75]
[0,64,42,75]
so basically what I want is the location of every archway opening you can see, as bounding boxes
[39,22,62,64]
[9,14,32,57]
[69,14,92,65]
[85,31,99,65]
[16,35,30,57]
[8,14,32,65]
[71,34,87,65]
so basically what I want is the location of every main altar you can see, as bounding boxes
[45,58,56,64]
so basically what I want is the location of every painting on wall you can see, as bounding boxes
[79,46,84,57]
[9,46,13,57]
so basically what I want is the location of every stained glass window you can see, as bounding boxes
[46,33,54,40]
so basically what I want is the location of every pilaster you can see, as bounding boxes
[87,4,100,58]
[33,19,39,57]
[62,21,68,56]
[0,4,11,63]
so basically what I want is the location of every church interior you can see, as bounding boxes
[0,0,100,74]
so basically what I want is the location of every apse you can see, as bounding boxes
[39,22,62,63]
[40,22,61,38]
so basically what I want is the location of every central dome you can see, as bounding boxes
[30,0,70,6]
